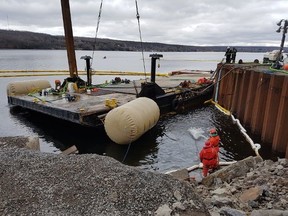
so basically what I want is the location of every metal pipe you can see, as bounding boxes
[149,54,163,83]
[81,55,92,86]
[61,0,78,77]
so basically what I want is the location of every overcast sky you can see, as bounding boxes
[1,0,287,46]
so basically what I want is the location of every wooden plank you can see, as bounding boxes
[62,145,78,155]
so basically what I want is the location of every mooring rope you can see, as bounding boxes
[122,141,132,163]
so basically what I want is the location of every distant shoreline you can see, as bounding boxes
[0,29,281,53]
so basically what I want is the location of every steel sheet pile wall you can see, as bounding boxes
[216,64,288,158]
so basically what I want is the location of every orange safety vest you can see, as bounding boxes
[209,135,220,152]
[199,144,218,167]
[197,77,207,84]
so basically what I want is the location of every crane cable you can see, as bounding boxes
[122,1,148,163]
[135,0,147,80]
[91,0,104,68]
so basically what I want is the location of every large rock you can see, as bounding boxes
[251,209,288,216]
[201,156,263,187]
[166,168,189,181]
[219,207,246,216]
[239,186,263,203]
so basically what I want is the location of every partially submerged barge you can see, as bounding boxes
[6,69,213,137]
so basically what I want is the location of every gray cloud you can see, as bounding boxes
[0,0,287,46]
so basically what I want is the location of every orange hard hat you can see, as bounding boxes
[209,128,218,137]
[209,128,216,134]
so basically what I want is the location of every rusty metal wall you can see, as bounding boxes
[215,64,288,159]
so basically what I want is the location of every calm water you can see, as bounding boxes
[0,50,272,173]
[0,49,264,73]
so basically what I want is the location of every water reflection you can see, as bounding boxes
[106,126,163,167]
[207,109,253,161]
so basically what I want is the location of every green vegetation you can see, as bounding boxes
[0,29,278,52]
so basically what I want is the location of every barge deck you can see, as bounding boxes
[7,71,214,128]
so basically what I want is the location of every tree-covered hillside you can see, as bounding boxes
[0,29,279,52]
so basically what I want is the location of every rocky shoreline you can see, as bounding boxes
[0,136,287,216]
[194,157,288,216]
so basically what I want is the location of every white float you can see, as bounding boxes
[104,97,160,144]
[7,80,51,96]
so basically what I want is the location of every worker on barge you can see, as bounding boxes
[199,140,218,177]
[225,47,232,63]
[231,47,237,63]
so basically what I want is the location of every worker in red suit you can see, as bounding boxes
[199,140,218,177]
[208,128,220,153]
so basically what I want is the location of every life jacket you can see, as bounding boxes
[199,142,218,166]
[209,135,220,152]
[197,77,209,84]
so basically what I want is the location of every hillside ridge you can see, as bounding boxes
[0,29,279,52]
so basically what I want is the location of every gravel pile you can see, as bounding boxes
[1,136,287,216]
[0,145,209,216]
